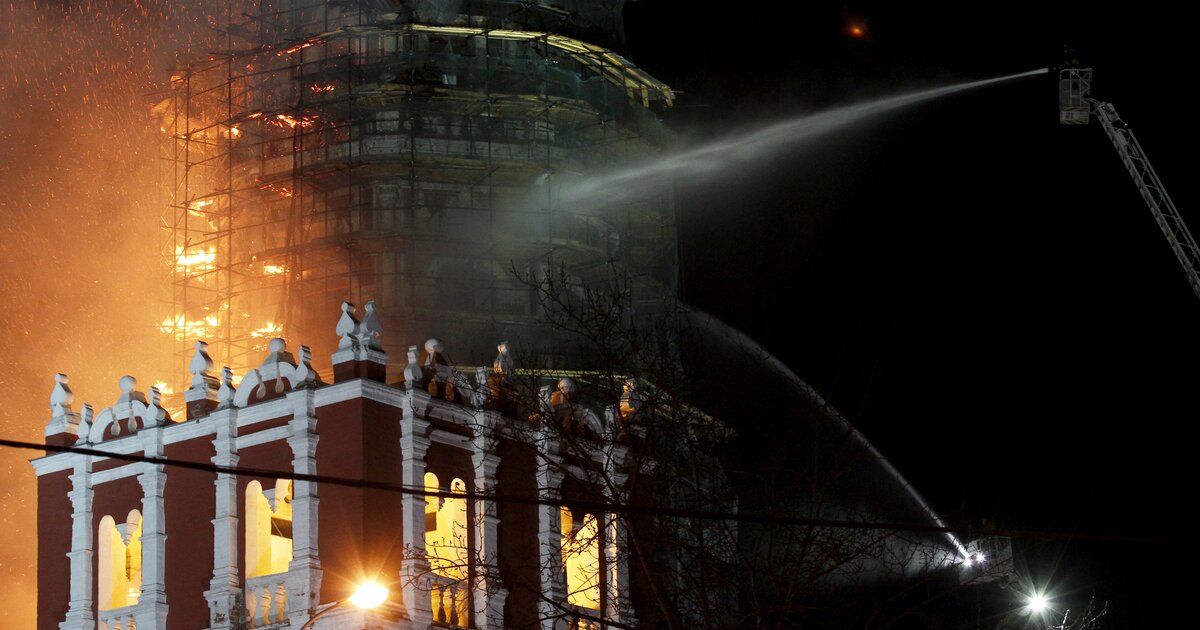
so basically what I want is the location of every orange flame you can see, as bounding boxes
[268,113,319,129]
[174,245,217,275]
[259,182,294,198]
[278,39,319,56]
[158,314,221,341]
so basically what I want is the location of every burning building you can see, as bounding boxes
[157,0,677,378]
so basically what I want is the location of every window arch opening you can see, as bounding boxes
[98,510,143,611]
[561,507,601,610]
[246,479,293,578]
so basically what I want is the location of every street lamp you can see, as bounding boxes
[298,582,390,629]
[1025,591,1050,616]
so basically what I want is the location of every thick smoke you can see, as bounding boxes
[0,2,220,624]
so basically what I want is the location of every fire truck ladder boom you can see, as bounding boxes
[1060,67,1200,301]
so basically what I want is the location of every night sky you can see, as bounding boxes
[0,2,1188,627]
[626,3,1189,627]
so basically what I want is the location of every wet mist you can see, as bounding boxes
[555,68,1047,207]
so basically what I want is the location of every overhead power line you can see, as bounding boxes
[3,437,1165,546]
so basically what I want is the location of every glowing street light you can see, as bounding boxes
[1026,591,1050,615]
[348,582,389,609]
[299,582,390,629]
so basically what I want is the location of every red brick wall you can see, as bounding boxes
[37,469,72,630]
[164,435,216,629]
[497,438,540,629]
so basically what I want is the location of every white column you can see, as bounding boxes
[286,389,322,628]
[136,426,169,630]
[605,514,636,625]
[536,431,567,630]
[604,445,636,625]
[471,413,507,630]
[400,395,433,626]
[60,458,94,630]
[205,408,242,629]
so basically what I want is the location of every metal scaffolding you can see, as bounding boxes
[159,0,677,380]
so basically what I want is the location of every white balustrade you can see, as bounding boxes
[430,574,470,628]
[245,573,288,628]
[97,605,137,630]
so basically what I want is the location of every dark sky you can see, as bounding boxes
[626,3,1189,627]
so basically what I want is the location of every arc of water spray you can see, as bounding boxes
[561,68,1048,204]
[684,304,971,559]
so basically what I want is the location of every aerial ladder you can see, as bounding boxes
[1059,67,1200,301]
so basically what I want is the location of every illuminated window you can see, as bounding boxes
[245,479,293,578]
[98,510,142,611]
[561,507,601,610]
[425,473,471,626]
[424,473,468,579]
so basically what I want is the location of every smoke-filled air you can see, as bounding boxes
[1,3,220,625]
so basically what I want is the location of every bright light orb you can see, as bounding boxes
[1027,592,1049,614]
[349,582,389,609]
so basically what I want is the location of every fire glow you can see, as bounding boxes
[260,182,295,198]
[268,113,319,129]
[250,321,284,339]
[174,246,217,275]
[277,38,320,56]
[158,314,221,341]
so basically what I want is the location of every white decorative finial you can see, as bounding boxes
[78,404,94,441]
[336,302,359,350]
[294,345,319,388]
[146,386,167,425]
[558,377,576,397]
[424,337,444,357]
[493,341,513,375]
[119,375,136,395]
[189,340,215,388]
[269,338,285,354]
[217,367,236,408]
[360,301,383,350]
[50,373,75,417]
[404,345,423,388]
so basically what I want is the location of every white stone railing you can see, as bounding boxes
[97,604,138,630]
[429,574,470,628]
[245,573,288,628]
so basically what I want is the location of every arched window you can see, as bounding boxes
[425,473,471,626]
[424,474,468,579]
[245,479,293,578]
[98,510,142,611]
[561,507,601,610]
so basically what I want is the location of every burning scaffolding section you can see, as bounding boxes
[157,6,677,385]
